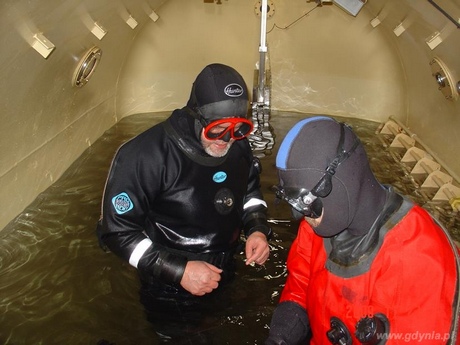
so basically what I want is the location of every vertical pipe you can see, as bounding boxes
[249,0,274,158]
[257,0,268,104]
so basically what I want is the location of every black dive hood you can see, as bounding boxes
[186,63,250,138]
[276,116,387,237]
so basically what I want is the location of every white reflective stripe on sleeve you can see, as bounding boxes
[243,198,267,210]
[128,238,153,268]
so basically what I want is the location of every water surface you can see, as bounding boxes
[1,111,458,344]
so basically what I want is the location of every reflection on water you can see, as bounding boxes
[0,111,458,344]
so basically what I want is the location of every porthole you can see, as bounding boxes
[72,46,102,87]
[429,57,458,101]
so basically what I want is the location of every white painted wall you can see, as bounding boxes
[118,0,407,122]
[0,0,166,230]
[366,0,460,181]
[117,0,261,116]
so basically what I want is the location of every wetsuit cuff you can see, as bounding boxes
[138,250,188,285]
[248,224,272,240]
[157,252,188,284]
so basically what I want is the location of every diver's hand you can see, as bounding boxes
[245,231,270,266]
[180,261,222,296]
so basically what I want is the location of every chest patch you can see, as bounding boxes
[213,171,227,183]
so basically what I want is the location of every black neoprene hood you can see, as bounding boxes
[186,63,250,122]
[276,116,384,237]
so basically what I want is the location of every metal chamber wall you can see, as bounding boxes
[1,0,459,230]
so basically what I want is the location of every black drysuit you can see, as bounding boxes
[98,108,270,305]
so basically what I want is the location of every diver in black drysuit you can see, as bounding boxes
[97,63,271,340]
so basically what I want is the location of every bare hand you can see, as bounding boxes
[245,231,270,266]
[180,261,223,296]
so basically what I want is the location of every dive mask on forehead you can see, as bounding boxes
[274,122,361,219]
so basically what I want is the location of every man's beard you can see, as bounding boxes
[204,142,231,157]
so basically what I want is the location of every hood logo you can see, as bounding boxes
[213,171,227,183]
[224,84,244,97]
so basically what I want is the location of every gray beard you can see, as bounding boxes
[204,144,230,157]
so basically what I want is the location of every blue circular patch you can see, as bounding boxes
[213,171,227,183]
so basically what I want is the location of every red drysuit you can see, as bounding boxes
[280,203,460,344]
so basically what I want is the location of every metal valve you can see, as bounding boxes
[355,314,389,345]
[327,317,352,345]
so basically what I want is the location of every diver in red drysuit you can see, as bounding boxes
[266,116,460,345]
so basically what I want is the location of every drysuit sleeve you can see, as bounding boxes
[265,221,313,344]
[279,220,314,309]
[242,156,272,239]
[97,139,187,285]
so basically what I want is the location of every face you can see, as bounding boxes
[200,127,235,157]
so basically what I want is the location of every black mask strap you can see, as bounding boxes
[311,123,361,198]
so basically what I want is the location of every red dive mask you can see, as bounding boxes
[203,118,253,141]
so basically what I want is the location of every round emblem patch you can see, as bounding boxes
[213,171,227,183]
[112,192,134,214]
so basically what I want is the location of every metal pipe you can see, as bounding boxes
[427,0,460,29]
[257,0,268,103]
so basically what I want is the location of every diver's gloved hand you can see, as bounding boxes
[266,301,310,345]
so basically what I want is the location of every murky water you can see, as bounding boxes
[1,111,458,345]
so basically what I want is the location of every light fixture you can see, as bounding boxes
[370,17,381,27]
[426,32,443,50]
[126,15,138,29]
[91,22,107,40]
[393,23,406,37]
[32,33,56,59]
[149,10,159,22]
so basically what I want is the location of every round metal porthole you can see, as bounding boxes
[72,46,102,87]
[429,57,458,101]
